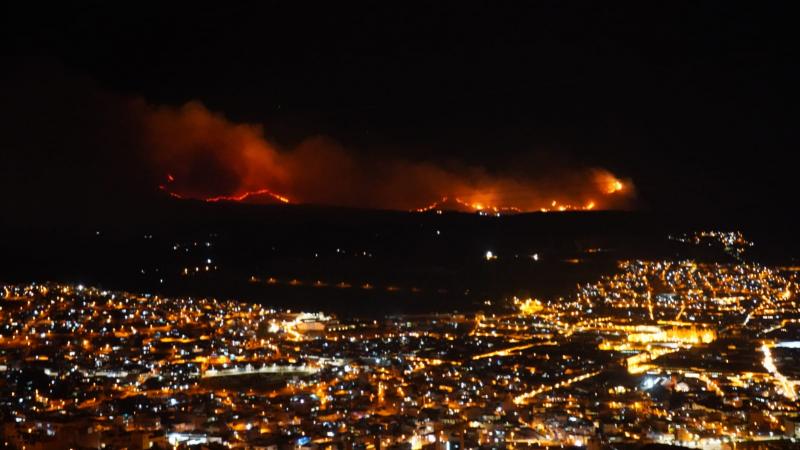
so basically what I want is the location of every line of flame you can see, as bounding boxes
[159,185,290,204]
[414,196,595,214]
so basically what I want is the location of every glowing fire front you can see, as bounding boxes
[159,175,290,205]
[160,171,628,214]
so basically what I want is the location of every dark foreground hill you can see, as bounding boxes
[2,198,797,316]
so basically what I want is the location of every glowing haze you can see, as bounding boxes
[144,101,633,212]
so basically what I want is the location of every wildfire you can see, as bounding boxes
[159,176,291,205]
[537,199,598,213]
[414,197,601,214]
[410,171,626,214]
[414,197,448,213]
[414,197,523,214]
[144,102,633,213]
[597,171,626,194]
[162,180,620,214]
[203,189,290,204]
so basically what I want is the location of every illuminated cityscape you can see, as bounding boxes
[2,231,799,450]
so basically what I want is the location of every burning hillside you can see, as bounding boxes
[145,102,632,213]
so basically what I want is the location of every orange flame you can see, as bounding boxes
[160,178,290,204]
[412,196,603,214]
[204,189,290,204]
[595,171,625,194]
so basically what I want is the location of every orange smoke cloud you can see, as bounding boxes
[141,101,634,212]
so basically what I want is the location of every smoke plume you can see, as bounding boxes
[0,59,632,218]
[139,101,633,212]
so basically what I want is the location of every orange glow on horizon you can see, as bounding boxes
[412,196,605,214]
[203,189,290,204]
[162,177,628,213]
[159,177,290,205]
[161,177,622,213]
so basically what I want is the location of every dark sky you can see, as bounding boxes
[1,3,797,219]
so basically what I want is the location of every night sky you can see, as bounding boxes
[2,3,796,221]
